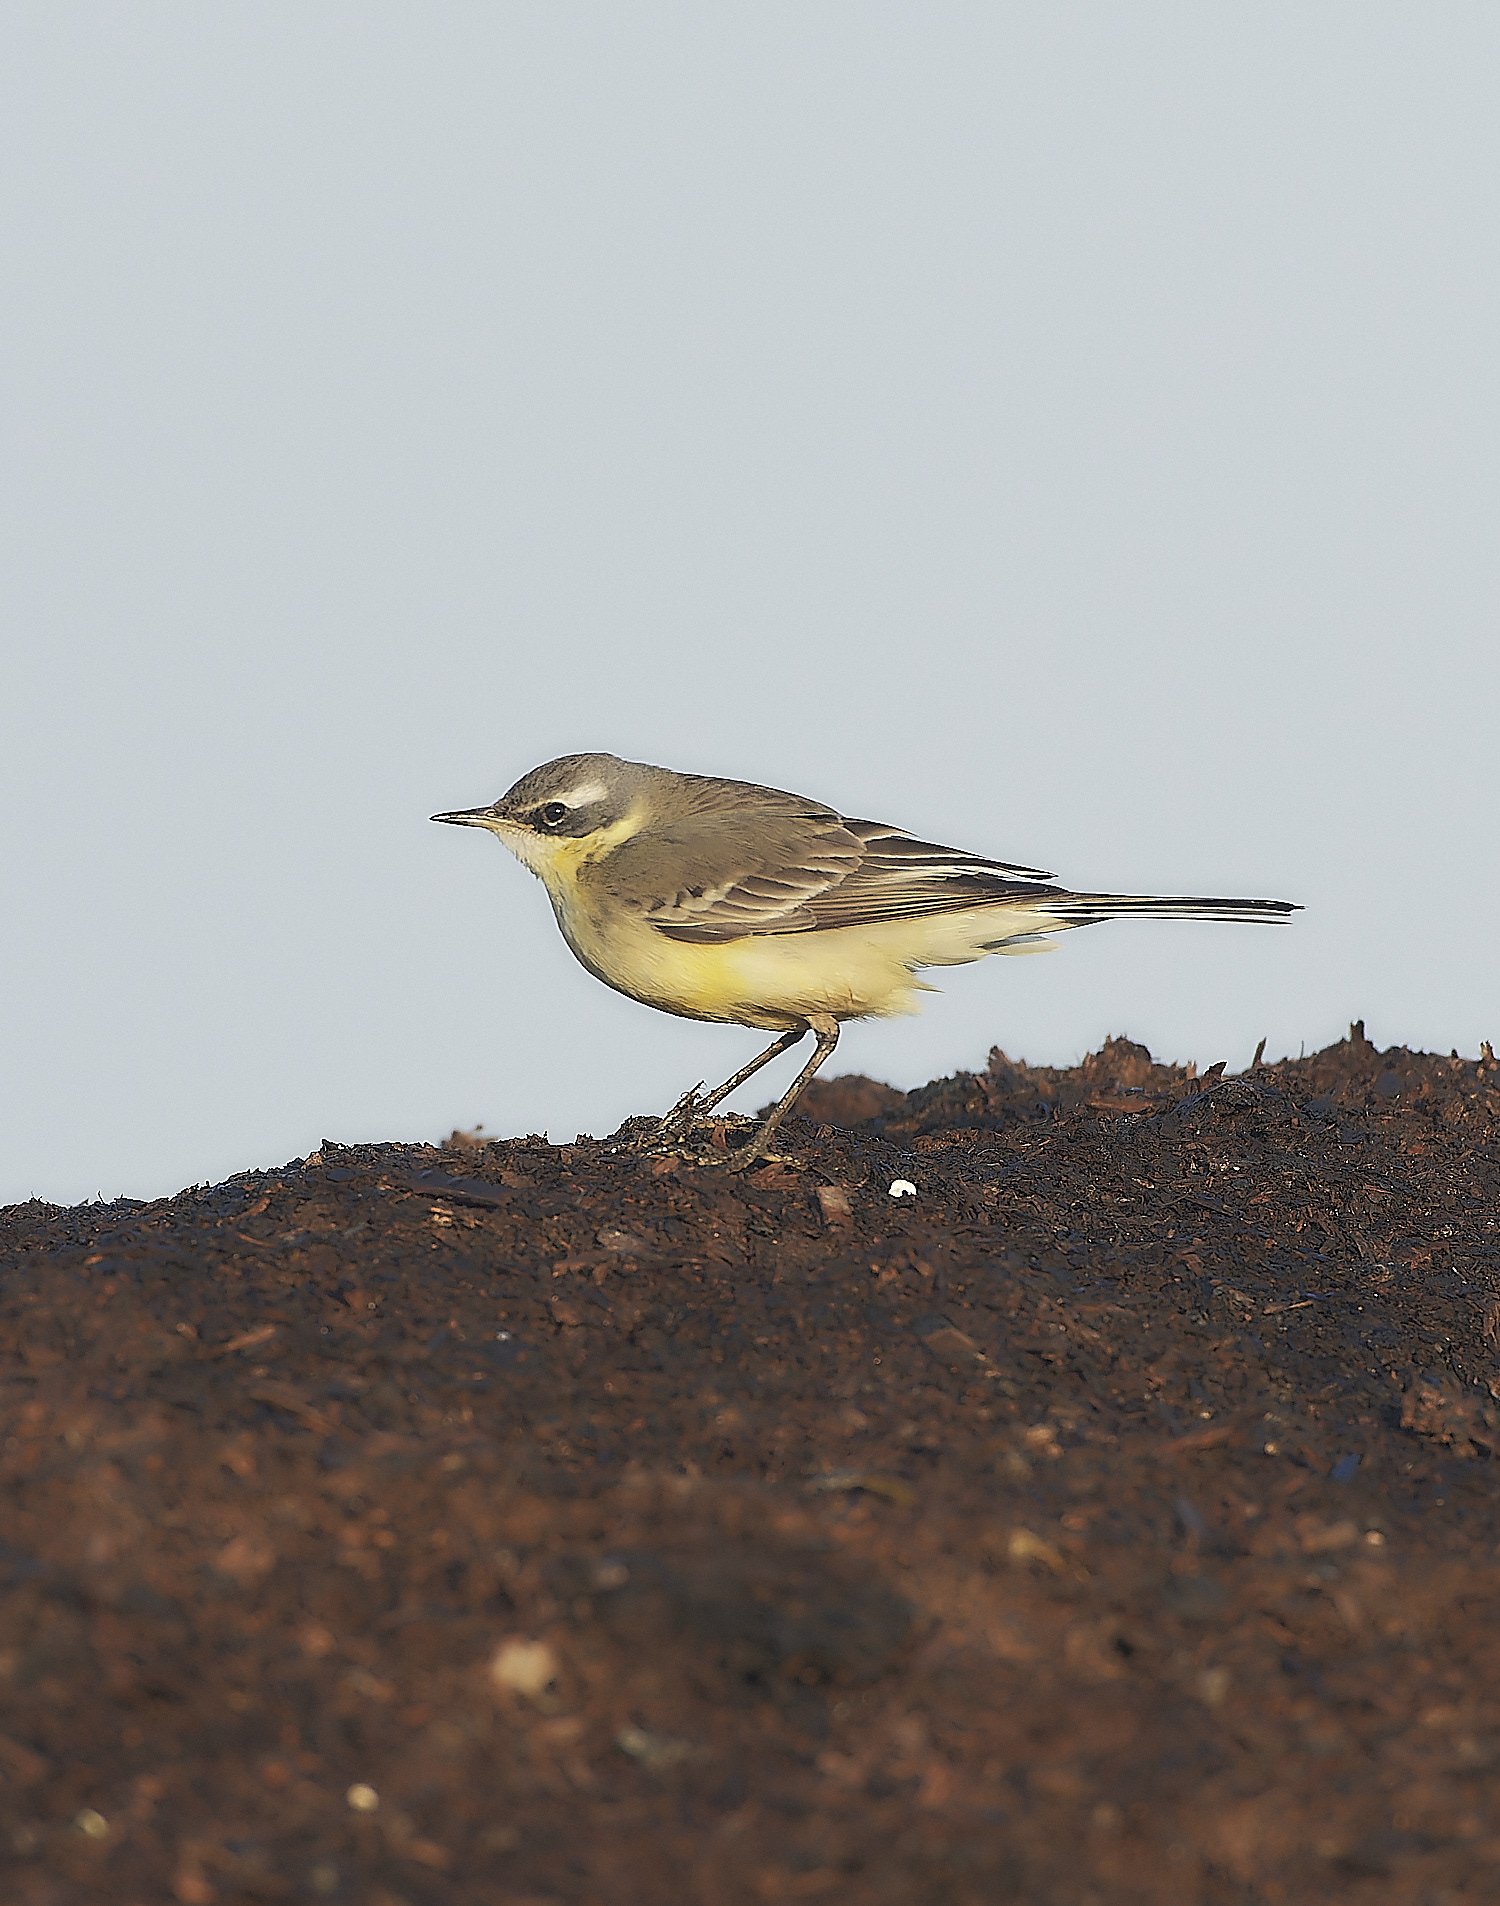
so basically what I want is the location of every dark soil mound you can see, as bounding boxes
[4,1025,1500,1904]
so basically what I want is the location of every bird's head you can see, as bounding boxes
[432,752,651,878]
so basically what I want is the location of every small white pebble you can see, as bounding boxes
[888,1180,917,1199]
[346,1784,379,1813]
[75,1809,109,1839]
[490,1637,558,1698]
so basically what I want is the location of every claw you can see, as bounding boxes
[723,1131,770,1172]
[645,1081,709,1145]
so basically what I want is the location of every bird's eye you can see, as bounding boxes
[538,802,569,827]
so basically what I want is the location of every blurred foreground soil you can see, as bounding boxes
[4,1024,1500,1905]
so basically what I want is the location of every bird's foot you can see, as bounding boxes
[626,1108,762,1158]
[631,1083,712,1150]
[722,1127,802,1172]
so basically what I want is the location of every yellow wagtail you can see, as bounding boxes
[434,753,1297,1167]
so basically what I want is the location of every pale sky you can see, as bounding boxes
[5,5,1497,1206]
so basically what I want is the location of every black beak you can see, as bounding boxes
[431,806,501,828]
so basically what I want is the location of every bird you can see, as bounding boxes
[433,752,1297,1167]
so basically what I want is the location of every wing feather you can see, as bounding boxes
[589,792,1297,944]
[593,803,1060,943]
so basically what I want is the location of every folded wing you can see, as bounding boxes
[594,796,1297,945]
[596,805,1065,944]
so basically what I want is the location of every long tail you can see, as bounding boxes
[1035,893,1299,927]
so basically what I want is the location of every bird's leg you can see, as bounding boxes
[726,1014,839,1171]
[691,1028,808,1119]
[643,1027,808,1146]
